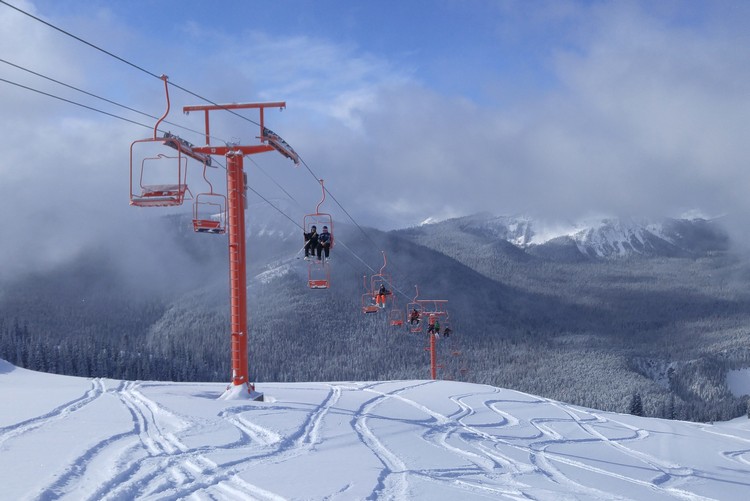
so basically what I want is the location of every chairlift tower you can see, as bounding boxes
[130,76,298,400]
[407,285,449,380]
[184,101,299,398]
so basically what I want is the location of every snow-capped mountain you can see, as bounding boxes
[413,213,729,260]
[562,217,729,259]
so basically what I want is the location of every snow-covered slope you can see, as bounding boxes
[2,359,750,500]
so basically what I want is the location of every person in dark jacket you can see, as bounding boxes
[409,308,420,325]
[427,315,440,335]
[317,225,332,261]
[376,284,390,308]
[304,225,318,259]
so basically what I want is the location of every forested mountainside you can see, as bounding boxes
[2,212,750,422]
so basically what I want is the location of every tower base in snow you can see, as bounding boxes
[218,382,264,401]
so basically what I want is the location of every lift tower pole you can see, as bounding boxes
[429,333,438,380]
[185,101,298,397]
[226,151,249,388]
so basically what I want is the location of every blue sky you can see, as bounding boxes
[2,0,750,272]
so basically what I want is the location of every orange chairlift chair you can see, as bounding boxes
[308,261,330,289]
[370,251,393,309]
[388,302,405,327]
[362,275,380,314]
[303,179,334,255]
[305,179,334,289]
[442,315,468,380]
[130,75,211,208]
[406,286,424,333]
[192,160,227,234]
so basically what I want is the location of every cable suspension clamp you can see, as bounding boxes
[162,132,213,167]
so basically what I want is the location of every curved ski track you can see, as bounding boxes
[7,378,750,500]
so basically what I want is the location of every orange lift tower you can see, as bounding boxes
[184,100,298,400]
[130,76,298,400]
[410,286,449,380]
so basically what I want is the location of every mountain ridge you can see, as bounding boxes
[404,213,729,261]
[2,210,749,423]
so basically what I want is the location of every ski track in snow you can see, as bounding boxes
[42,380,217,501]
[352,381,425,500]
[5,378,750,500]
[701,425,750,468]
[101,383,336,500]
[0,378,106,448]
[351,384,725,500]
[524,401,703,501]
[108,382,342,500]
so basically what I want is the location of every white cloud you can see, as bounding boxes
[248,2,750,228]
[3,0,750,255]
[178,30,415,132]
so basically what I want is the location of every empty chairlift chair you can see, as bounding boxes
[129,75,211,208]
[192,160,226,234]
[193,192,227,233]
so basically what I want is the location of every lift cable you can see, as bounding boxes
[206,158,301,230]
[214,157,369,275]
[0,75,231,149]
[1,0,160,78]
[0,0,265,129]
[296,156,413,301]
[1,1,415,301]
[297,157,382,255]
[217,149,387,281]
[246,156,304,212]
[0,57,221,143]
[2,64,377,282]
[0,76,154,129]
[247,186,303,230]
[1,73,411,302]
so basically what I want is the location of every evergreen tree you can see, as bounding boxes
[629,392,644,417]
[667,393,676,420]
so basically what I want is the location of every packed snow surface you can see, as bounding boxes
[2,360,750,500]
